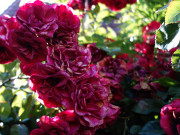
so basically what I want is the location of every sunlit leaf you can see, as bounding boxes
[171,48,180,72]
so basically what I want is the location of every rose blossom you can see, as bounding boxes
[9,28,47,64]
[0,39,16,64]
[98,56,127,83]
[160,99,180,135]
[0,15,18,64]
[72,76,110,128]
[84,43,108,64]
[142,21,161,45]
[29,64,75,108]
[98,0,127,11]
[30,110,80,135]
[16,0,58,38]
[47,46,92,78]
[68,0,98,11]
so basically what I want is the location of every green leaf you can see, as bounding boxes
[154,77,180,87]
[10,124,29,135]
[171,48,180,72]
[18,94,34,121]
[165,1,180,25]
[156,0,172,13]
[168,86,180,96]
[0,102,11,120]
[132,99,165,115]
[155,23,180,50]
[130,125,142,135]
[138,121,165,135]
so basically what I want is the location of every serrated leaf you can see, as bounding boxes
[155,23,180,50]
[171,48,180,72]
[165,1,180,25]
[154,77,180,87]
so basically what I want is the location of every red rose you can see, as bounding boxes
[98,0,127,11]
[16,0,58,38]
[98,56,127,83]
[73,77,109,127]
[127,0,137,4]
[68,0,98,11]
[0,39,16,64]
[84,43,108,64]
[142,21,161,45]
[9,28,47,64]
[31,110,80,135]
[47,46,92,78]
[0,15,18,64]
[160,99,180,135]
[29,64,75,108]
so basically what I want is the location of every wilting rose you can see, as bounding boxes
[142,21,161,45]
[9,28,47,64]
[160,99,180,135]
[98,0,127,11]
[31,110,80,135]
[47,46,92,78]
[72,77,109,127]
[84,43,108,64]
[16,0,58,38]
[98,56,127,83]
[29,64,75,108]
[0,39,16,64]
[68,0,98,11]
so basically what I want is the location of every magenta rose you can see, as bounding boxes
[160,99,180,135]
[47,46,92,78]
[72,76,110,128]
[16,0,58,38]
[9,28,47,64]
[31,110,80,135]
[98,0,127,11]
[29,64,75,108]
[68,0,98,11]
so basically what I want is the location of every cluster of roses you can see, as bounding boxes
[0,0,121,134]
[67,0,137,11]
[119,21,178,101]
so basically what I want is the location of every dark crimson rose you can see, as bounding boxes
[29,64,75,108]
[0,15,17,64]
[47,46,92,78]
[84,43,108,64]
[0,39,16,64]
[53,4,80,33]
[127,0,137,4]
[16,0,58,38]
[102,104,121,128]
[142,21,161,45]
[31,110,80,135]
[9,28,47,64]
[0,15,18,41]
[160,99,180,135]
[98,0,127,11]
[68,0,98,11]
[110,83,124,102]
[97,56,127,83]
[72,77,109,128]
